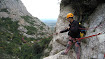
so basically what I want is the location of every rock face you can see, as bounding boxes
[81,4,105,59]
[44,0,105,59]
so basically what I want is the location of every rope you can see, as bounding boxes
[21,22,105,44]
[79,23,105,30]
[22,37,26,43]
[76,32,105,41]
[21,33,54,43]
[79,26,97,30]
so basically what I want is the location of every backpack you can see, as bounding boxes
[79,23,86,37]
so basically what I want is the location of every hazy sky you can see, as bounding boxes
[21,0,61,20]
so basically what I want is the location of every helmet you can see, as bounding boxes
[66,13,74,18]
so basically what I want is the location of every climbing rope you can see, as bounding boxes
[22,31,105,44]
[79,23,105,30]
[21,22,105,44]
[22,37,26,43]
[76,22,105,40]
[76,31,105,41]
[21,33,54,43]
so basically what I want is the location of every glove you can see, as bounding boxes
[55,32,60,35]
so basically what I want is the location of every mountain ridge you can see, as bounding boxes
[0,0,52,59]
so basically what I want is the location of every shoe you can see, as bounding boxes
[61,52,67,55]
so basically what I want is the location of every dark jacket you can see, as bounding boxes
[60,20,80,38]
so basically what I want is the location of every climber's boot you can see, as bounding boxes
[61,52,67,55]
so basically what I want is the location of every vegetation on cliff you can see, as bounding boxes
[0,17,52,59]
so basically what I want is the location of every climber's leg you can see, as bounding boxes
[61,40,73,55]
[65,40,73,53]
[75,42,81,59]
[61,37,73,55]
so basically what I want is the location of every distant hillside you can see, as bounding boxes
[41,20,57,31]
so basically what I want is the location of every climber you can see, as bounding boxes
[56,13,81,59]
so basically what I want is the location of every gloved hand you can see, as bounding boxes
[55,32,60,35]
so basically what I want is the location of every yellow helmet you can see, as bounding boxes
[66,13,74,18]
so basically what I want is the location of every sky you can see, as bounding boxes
[21,0,61,21]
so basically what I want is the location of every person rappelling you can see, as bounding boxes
[56,13,84,59]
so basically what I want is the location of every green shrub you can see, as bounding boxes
[40,26,44,30]
[21,15,35,25]
[41,22,46,26]
[0,8,8,12]
[0,17,22,58]
[0,17,52,59]
[24,26,37,35]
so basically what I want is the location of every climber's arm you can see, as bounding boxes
[60,27,69,33]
